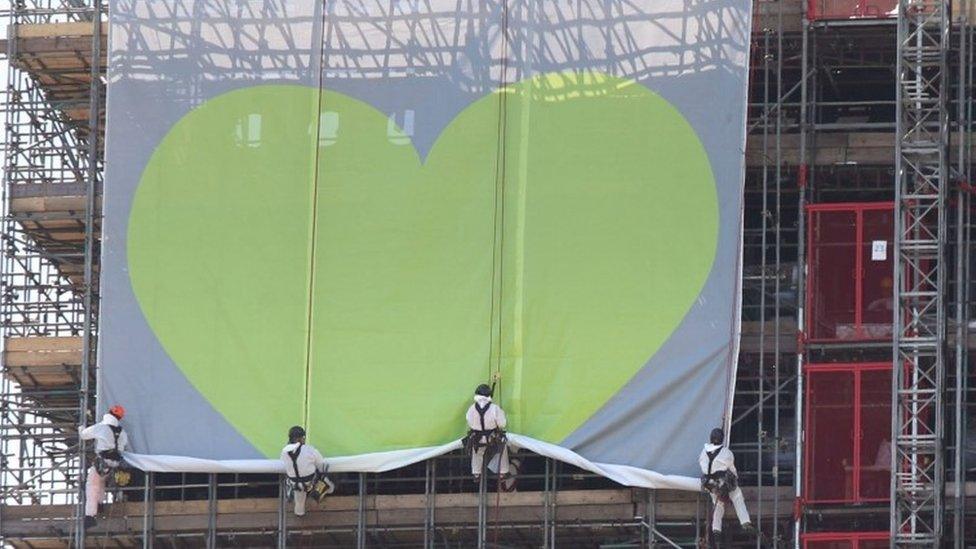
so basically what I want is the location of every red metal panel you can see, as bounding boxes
[807,202,894,212]
[804,363,890,504]
[860,207,895,340]
[807,208,857,342]
[806,202,894,343]
[802,532,889,548]
[805,368,856,502]
[858,368,892,500]
[808,0,897,20]
[805,540,854,549]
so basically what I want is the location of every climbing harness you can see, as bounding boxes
[94,425,128,484]
[463,399,508,467]
[285,443,334,503]
[701,447,737,499]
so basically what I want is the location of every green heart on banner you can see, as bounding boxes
[128,73,718,458]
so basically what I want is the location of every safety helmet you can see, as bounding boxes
[709,428,724,445]
[288,425,306,443]
[475,384,492,397]
[109,405,125,420]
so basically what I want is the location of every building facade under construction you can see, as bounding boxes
[0,0,975,547]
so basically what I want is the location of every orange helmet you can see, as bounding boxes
[108,405,125,419]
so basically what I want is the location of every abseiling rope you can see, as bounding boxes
[302,1,330,430]
[488,0,512,403]
[491,2,511,546]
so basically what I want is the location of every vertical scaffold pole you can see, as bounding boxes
[542,458,551,548]
[793,9,811,549]
[357,473,367,549]
[424,459,436,548]
[76,0,102,545]
[646,489,656,548]
[548,459,557,549]
[207,474,217,549]
[277,476,287,548]
[951,11,972,548]
[477,462,487,548]
[756,22,772,549]
[142,472,155,549]
[772,0,785,541]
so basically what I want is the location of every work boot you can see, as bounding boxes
[741,522,755,534]
[84,516,97,529]
[709,530,722,549]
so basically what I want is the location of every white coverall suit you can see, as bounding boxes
[466,394,509,476]
[80,414,128,517]
[699,443,751,532]
[280,442,326,516]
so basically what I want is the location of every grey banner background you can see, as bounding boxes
[101,0,750,476]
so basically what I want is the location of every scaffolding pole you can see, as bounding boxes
[793,9,811,549]
[74,0,102,544]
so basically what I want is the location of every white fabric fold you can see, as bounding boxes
[123,435,700,491]
[122,440,462,474]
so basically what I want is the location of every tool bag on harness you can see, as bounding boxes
[701,447,737,498]
[462,401,506,466]
[285,444,333,503]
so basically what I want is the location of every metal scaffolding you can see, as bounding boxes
[0,0,973,547]
[892,0,950,544]
[0,0,102,526]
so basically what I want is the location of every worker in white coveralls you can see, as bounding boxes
[464,383,510,482]
[699,428,753,546]
[80,404,129,528]
[280,426,334,516]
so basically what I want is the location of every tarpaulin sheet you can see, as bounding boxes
[101,0,752,485]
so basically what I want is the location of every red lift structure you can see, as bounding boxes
[808,0,897,20]
[804,362,891,504]
[801,531,889,548]
[806,203,895,343]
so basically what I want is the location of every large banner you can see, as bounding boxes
[101,0,751,486]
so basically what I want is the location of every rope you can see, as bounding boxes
[490,6,511,540]
[487,0,512,385]
[486,4,511,541]
[302,0,331,427]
